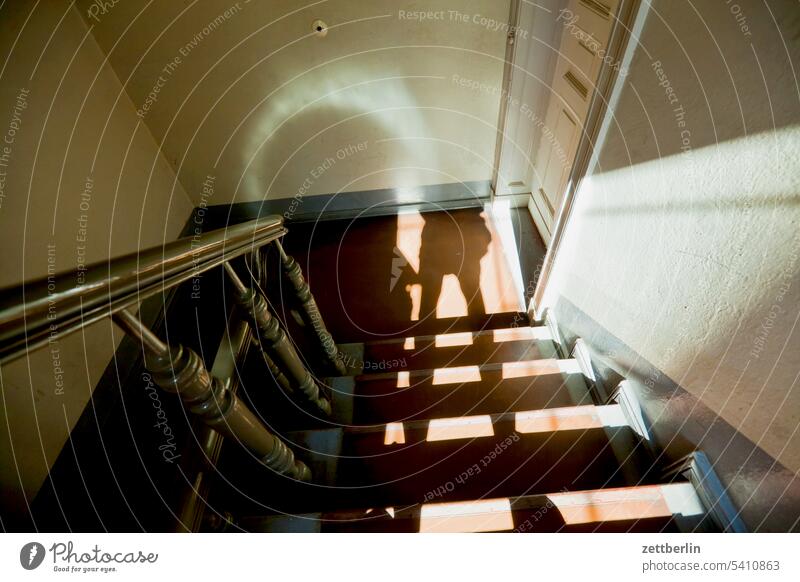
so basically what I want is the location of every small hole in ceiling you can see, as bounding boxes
[313,20,328,37]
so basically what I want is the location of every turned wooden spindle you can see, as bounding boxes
[112,308,311,481]
[258,345,295,397]
[223,262,332,415]
[273,239,347,375]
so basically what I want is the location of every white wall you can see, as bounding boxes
[75,0,510,206]
[545,0,800,475]
[0,2,193,522]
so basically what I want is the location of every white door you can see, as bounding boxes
[528,0,617,243]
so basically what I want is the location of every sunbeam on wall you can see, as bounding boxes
[544,124,800,473]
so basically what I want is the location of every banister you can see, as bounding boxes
[113,307,311,482]
[223,262,331,415]
[0,216,286,364]
[272,239,347,375]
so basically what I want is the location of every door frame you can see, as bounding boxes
[491,0,522,199]
[492,0,641,320]
[524,0,643,317]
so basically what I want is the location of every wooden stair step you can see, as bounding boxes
[234,482,711,533]
[212,404,657,514]
[338,326,557,374]
[329,359,591,425]
[326,312,532,344]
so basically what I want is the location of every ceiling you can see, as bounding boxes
[77,0,511,205]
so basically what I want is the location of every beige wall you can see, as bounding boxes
[544,0,800,472]
[76,0,510,206]
[0,3,193,521]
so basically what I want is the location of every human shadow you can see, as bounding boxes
[416,210,492,320]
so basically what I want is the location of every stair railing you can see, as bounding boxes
[272,240,347,375]
[0,215,339,482]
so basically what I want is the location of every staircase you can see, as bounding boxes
[1,210,729,533]
[204,314,716,533]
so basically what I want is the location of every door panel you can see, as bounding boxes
[542,108,579,211]
[527,0,618,243]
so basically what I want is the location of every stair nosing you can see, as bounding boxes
[339,324,552,349]
[289,402,628,436]
[351,357,582,383]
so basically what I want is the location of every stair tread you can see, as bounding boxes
[358,325,552,348]
[235,482,710,533]
[331,312,532,343]
[340,325,556,373]
[213,404,658,514]
[354,358,582,383]
[329,358,591,425]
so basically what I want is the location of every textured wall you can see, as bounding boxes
[0,3,193,521]
[544,0,800,522]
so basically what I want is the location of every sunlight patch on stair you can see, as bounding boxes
[492,326,551,342]
[547,483,704,524]
[436,274,469,319]
[550,488,667,524]
[596,404,628,427]
[407,284,422,321]
[396,210,424,274]
[660,482,706,517]
[426,415,494,442]
[384,423,406,445]
[501,359,580,379]
[482,202,526,314]
[432,365,482,385]
[514,404,627,434]
[416,483,704,532]
[420,498,514,533]
[396,211,424,321]
[434,331,474,347]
